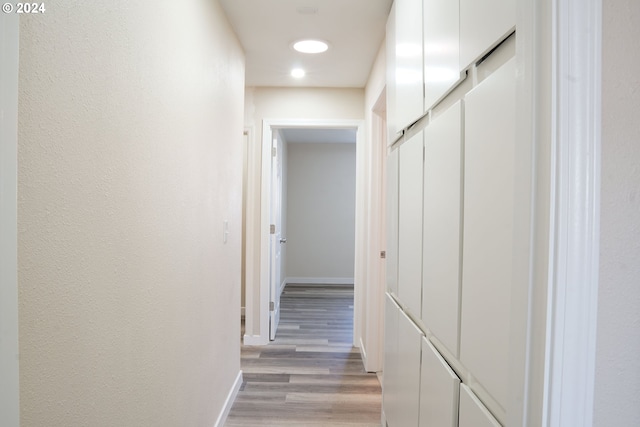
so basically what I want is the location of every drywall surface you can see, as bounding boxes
[286,143,357,280]
[246,87,365,123]
[594,0,640,425]
[17,1,244,426]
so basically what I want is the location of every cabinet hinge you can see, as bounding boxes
[270,224,275,234]
[269,301,275,311]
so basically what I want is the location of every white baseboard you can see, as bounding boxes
[284,276,354,285]
[243,334,268,346]
[214,370,242,427]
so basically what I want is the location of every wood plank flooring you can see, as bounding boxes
[226,284,382,426]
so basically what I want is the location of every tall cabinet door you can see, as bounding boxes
[386,148,399,296]
[423,0,462,110]
[421,101,463,357]
[398,132,424,317]
[460,57,516,412]
[393,0,424,130]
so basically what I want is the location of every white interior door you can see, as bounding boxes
[269,135,284,340]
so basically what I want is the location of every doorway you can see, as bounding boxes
[244,119,365,346]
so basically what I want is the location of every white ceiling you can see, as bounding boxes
[218,0,393,88]
[280,128,357,144]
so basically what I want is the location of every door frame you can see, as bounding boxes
[509,0,602,424]
[0,12,20,427]
[247,118,365,346]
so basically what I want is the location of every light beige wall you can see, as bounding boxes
[286,142,357,279]
[243,87,365,337]
[246,87,365,123]
[594,0,640,424]
[17,1,244,426]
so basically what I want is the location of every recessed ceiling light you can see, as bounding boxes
[293,40,329,54]
[291,68,306,78]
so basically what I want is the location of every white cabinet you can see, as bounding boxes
[398,132,424,317]
[396,308,423,427]
[460,58,516,411]
[421,101,462,357]
[386,1,399,143]
[423,0,462,110]
[383,294,422,427]
[394,0,424,130]
[383,294,401,425]
[386,148,399,295]
[460,0,515,69]
[459,384,501,427]
[419,338,460,427]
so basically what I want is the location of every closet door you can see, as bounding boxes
[421,101,462,357]
[460,58,516,413]
[398,132,424,316]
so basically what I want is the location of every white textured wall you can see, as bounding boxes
[286,143,357,279]
[594,0,640,425]
[17,1,244,426]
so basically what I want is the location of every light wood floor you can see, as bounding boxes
[226,284,382,426]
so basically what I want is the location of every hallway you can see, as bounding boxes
[226,284,382,426]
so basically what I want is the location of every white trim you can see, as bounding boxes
[258,118,365,346]
[243,334,268,346]
[0,13,20,427]
[243,125,258,342]
[284,277,355,285]
[544,0,601,425]
[359,337,367,360]
[510,0,602,425]
[213,370,243,427]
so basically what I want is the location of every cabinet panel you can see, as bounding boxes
[460,58,515,410]
[386,1,399,143]
[394,0,424,130]
[398,132,424,316]
[396,309,422,427]
[383,295,422,427]
[460,0,515,69]
[386,148,399,295]
[459,384,501,427]
[422,101,462,357]
[419,338,460,427]
[383,294,401,426]
[423,0,462,110]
